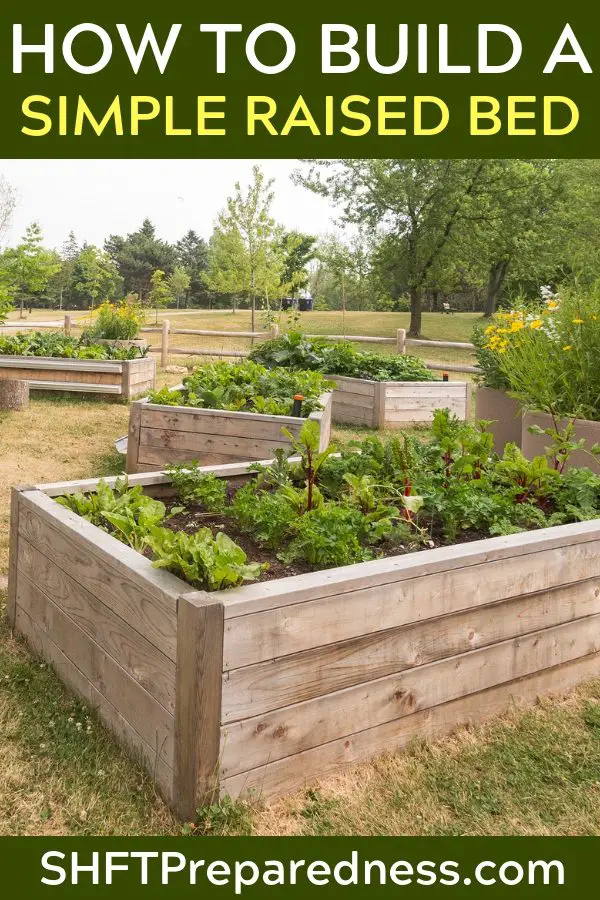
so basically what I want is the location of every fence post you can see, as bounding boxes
[64,315,72,336]
[396,328,406,355]
[161,319,170,368]
[270,322,280,339]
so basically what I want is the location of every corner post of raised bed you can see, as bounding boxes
[373,382,387,428]
[161,319,170,369]
[396,329,406,355]
[64,315,72,336]
[126,400,143,473]
[173,593,224,822]
[6,485,35,628]
[120,360,133,401]
[465,380,473,420]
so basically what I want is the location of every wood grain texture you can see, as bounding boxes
[223,538,600,664]
[17,538,176,712]
[16,603,174,800]
[220,615,600,775]
[221,651,600,799]
[16,575,175,763]
[222,579,600,720]
[173,594,224,821]
[17,491,181,660]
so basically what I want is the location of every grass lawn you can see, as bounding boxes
[1,313,599,836]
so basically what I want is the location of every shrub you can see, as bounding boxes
[83,297,145,341]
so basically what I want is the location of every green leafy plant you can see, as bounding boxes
[165,463,228,511]
[147,360,332,417]
[281,419,337,511]
[250,331,437,382]
[280,503,369,568]
[0,331,146,360]
[147,526,265,590]
[56,476,167,550]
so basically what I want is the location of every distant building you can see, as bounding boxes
[281,297,313,311]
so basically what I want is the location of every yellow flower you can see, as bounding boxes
[592,314,598,321]
[572,318,584,325]
[510,321,525,332]
[484,325,495,335]
[563,345,572,351]
[529,319,543,330]
[546,300,558,309]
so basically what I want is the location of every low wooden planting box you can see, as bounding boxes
[8,464,600,819]
[126,391,333,473]
[328,375,471,427]
[0,355,155,399]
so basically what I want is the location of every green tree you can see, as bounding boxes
[2,222,61,317]
[148,269,173,324]
[72,245,121,311]
[206,166,281,330]
[168,265,191,309]
[175,230,209,307]
[296,159,496,335]
[280,231,317,298]
[105,219,176,301]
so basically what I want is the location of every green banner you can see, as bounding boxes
[0,836,594,896]
[0,0,599,157]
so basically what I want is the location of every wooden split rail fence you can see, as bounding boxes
[1,315,481,376]
[145,321,481,376]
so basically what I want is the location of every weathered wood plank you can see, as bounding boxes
[16,604,173,800]
[385,397,467,411]
[221,650,600,799]
[220,615,600,774]
[7,486,29,627]
[173,595,224,821]
[0,357,123,373]
[17,491,181,660]
[223,538,600,663]
[17,539,176,712]
[385,383,468,399]
[222,579,600,719]
[126,401,143,474]
[16,576,175,763]
[330,390,375,410]
[325,375,377,395]
[140,427,292,459]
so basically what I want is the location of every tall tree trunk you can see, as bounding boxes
[251,294,256,332]
[19,296,25,319]
[408,287,422,337]
[484,260,509,318]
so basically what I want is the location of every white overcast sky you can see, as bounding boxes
[0,159,338,250]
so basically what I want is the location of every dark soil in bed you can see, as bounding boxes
[160,500,489,584]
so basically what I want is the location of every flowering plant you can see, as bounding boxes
[84,296,145,341]
[479,285,600,423]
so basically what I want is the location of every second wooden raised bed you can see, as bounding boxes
[7,463,600,819]
[0,355,155,399]
[126,391,333,472]
[328,375,472,427]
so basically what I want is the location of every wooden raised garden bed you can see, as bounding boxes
[8,463,600,819]
[0,355,155,399]
[328,375,472,427]
[126,391,332,473]
[522,410,600,476]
